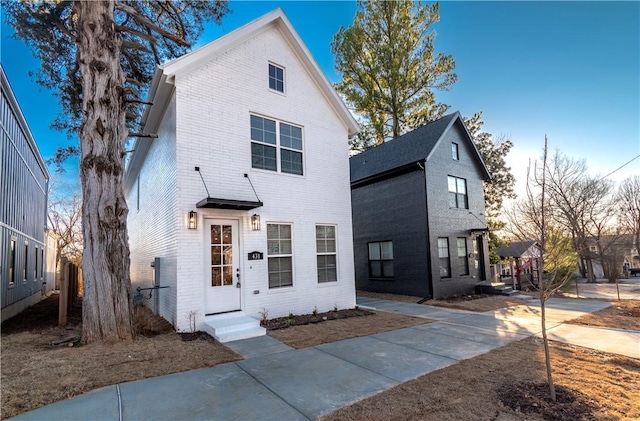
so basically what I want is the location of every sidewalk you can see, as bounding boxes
[10,297,638,421]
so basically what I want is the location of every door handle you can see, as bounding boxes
[236,268,241,288]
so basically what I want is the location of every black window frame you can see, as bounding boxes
[448,176,468,209]
[438,237,451,278]
[457,237,469,276]
[368,241,394,279]
[452,142,459,160]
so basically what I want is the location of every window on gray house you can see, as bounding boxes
[268,63,284,93]
[452,142,459,160]
[34,246,38,281]
[267,224,293,288]
[40,249,44,280]
[368,241,394,278]
[251,115,303,175]
[23,241,28,282]
[9,238,16,285]
[448,176,468,209]
[438,237,451,278]
[457,237,469,275]
[316,225,337,283]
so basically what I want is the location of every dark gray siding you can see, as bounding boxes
[351,168,431,297]
[1,67,49,311]
[426,124,490,298]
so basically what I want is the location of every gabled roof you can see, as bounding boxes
[125,8,359,194]
[496,241,539,259]
[349,112,490,185]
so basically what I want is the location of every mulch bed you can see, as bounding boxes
[262,308,374,330]
[498,382,601,421]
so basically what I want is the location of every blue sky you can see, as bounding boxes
[1,1,639,195]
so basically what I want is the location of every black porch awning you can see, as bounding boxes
[196,197,263,210]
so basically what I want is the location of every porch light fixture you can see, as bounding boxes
[188,210,197,230]
[251,214,261,231]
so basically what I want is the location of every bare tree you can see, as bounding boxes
[505,137,578,402]
[47,178,83,286]
[546,152,613,282]
[618,176,640,254]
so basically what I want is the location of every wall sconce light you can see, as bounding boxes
[251,214,260,231]
[188,210,197,230]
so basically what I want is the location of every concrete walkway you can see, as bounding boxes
[10,297,638,421]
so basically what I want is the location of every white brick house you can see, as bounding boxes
[124,9,359,341]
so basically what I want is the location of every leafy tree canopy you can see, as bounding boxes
[332,0,456,148]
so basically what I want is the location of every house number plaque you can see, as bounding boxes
[248,251,264,261]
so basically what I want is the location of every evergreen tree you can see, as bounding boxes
[464,112,516,263]
[332,0,456,148]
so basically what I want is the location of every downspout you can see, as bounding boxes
[417,160,434,301]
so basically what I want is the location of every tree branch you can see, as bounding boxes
[114,2,190,47]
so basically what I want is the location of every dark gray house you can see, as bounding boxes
[350,112,491,299]
[1,65,51,322]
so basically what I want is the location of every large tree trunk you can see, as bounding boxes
[76,0,135,343]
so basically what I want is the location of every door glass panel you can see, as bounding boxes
[222,225,232,244]
[211,246,221,265]
[223,246,232,265]
[210,223,234,288]
[211,267,222,287]
[223,266,233,286]
[211,225,221,244]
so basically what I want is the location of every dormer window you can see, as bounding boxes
[269,63,284,93]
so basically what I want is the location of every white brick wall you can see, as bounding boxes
[129,25,356,332]
[127,98,179,325]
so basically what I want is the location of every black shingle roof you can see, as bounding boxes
[349,112,488,184]
[496,241,539,258]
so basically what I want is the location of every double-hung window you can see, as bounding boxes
[368,241,394,279]
[457,237,469,275]
[268,63,284,93]
[267,224,293,289]
[250,115,303,175]
[438,237,451,278]
[316,225,337,283]
[448,176,468,209]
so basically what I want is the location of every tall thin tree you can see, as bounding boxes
[5,0,229,343]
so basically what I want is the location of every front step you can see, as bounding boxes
[475,281,518,296]
[203,313,266,343]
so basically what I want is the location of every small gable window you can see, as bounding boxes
[268,63,284,93]
[452,142,459,160]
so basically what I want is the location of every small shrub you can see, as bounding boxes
[259,307,269,326]
[312,306,318,317]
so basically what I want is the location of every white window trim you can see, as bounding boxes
[316,224,338,284]
[250,114,305,176]
[268,62,286,95]
[266,222,295,290]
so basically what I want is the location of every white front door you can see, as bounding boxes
[205,219,241,314]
